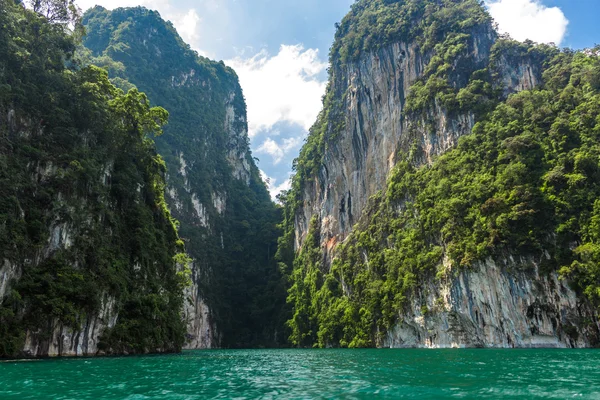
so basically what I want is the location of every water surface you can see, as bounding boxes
[1,349,599,399]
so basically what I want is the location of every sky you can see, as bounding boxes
[75,0,600,198]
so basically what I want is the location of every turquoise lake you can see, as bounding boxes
[1,349,599,399]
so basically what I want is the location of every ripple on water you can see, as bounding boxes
[0,349,599,399]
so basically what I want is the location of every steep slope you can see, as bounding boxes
[279,0,600,348]
[0,0,188,357]
[81,7,287,348]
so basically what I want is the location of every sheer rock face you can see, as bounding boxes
[2,232,119,357]
[21,296,118,357]
[1,156,122,357]
[163,89,253,350]
[0,260,18,301]
[385,258,599,349]
[293,21,599,347]
[225,93,252,185]
[294,26,498,255]
[183,267,215,350]
[0,99,252,355]
[165,91,251,349]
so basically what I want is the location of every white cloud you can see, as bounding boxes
[486,0,569,45]
[172,9,200,46]
[260,170,292,200]
[257,137,301,165]
[226,45,327,137]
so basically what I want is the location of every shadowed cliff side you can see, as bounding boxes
[81,6,288,348]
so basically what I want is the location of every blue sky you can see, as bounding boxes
[77,0,600,198]
[545,0,599,50]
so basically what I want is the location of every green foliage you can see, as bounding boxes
[0,0,187,357]
[28,0,81,26]
[286,216,323,347]
[81,6,288,348]
[331,0,491,65]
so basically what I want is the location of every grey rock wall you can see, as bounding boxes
[385,257,599,348]
[295,26,496,259]
[183,266,216,350]
[22,295,118,357]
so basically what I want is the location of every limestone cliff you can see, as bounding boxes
[0,100,186,357]
[0,0,188,357]
[281,0,600,348]
[294,20,544,259]
[82,6,286,348]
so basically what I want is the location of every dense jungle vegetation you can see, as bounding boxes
[0,0,190,356]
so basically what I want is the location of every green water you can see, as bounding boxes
[1,349,599,399]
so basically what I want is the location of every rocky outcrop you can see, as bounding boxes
[294,27,497,256]
[22,296,118,357]
[386,258,599,348]
[183,268,215,349]
[494,48,544,97]
[225,92,252,185]
[0,260,19,301]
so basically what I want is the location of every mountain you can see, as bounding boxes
[0,0,188,357]
[81,6,288,348]
[4,0,599,356]
[279,0,600,348]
